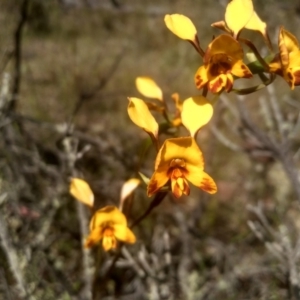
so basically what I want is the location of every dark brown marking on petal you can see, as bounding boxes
[183,181,190,196]
[225,77,233,92]
[210,62,231,76]
[196,78,203,85]
[201,177,217,194]
[195,77,204,89]
[293,70,300,86]
[288,72,293,80]
[172,182,182,198]
[239,64,252,78]
[147,180,159,197]
[243,71,253,78]
[293,70,300,76]
[209,78,222,93]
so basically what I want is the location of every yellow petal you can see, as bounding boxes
[291,68,300,89]
[244,11,266,35]
[177,177,184,191]
[114,225,136,244]
[102,235,117,251]
[128,97,159,138]
[69,178,94,207]
[171,177,190,198]
[112,224,128,240]
[226,74,235,92]
[185,168,217,194]
[90,206,127,231]
[280,27,299,54]
[284,64,300,90]
[289,50,300,67]
[84,227,103,248]
[231,60,252,78]
[120,178,141,203]
[171,179,184,198]
[195,65,210,90]
[155,137,204,172]
[279,27,300,75]
[135,77,163,101]
[286,52,300,89]
[164,14,197,41]
[125,228,136,244]
[181,96,213,137]
[147,169,170,197]
[205,35,243,63]
[279,30,290,69]
[225,0,254,38]
[208,74,233,93]
[269,60,282,74]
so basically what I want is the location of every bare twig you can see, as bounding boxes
[267,84,286,140]
[237,97,300,202]
[76,201,94,300]
[211,125,242,151]
[10,0,30,111]
[0,203,27,298]
[63,136,93,300]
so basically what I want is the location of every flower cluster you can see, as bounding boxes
[128,77,217,199]
[128,0,300,203]
[165,0,300,92]
[68,0,300,253]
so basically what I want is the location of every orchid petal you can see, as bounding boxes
[185,168,217,194]
[90,206,127,231]
[128,97,159,138]
[119,178,141,210]
[70,178,94,207]
[231,60,252,78]
[181,96,213,137]
[195,65,210,90]
[114,225,136,244]
[225,0,254,38]
[136,77,163,101]
[164,14,197,42]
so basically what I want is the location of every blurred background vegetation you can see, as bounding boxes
[2,0,300,299]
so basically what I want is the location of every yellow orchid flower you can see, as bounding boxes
[85,206,136,251]
[195,35,252,93]
[269,27,300,89]
[147,137,217,198]
[69,178,94,207]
